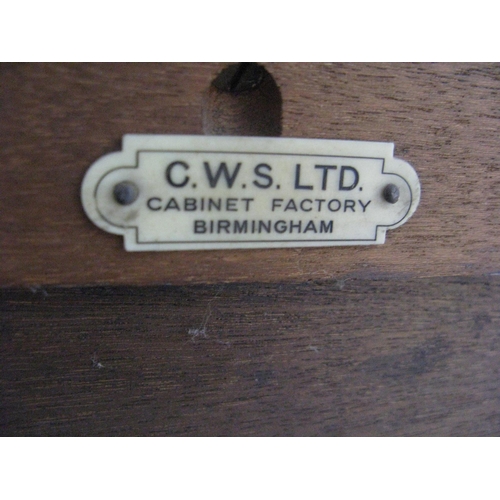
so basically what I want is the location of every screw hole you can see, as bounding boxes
[203,63,282,137]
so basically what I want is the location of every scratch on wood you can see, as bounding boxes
[91,353,104,369]
[188,327,208,340]
[28,286,48,297]
[308,345,321,353]
[187,285,228,344]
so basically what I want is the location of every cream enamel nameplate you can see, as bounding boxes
[81,135,420,251]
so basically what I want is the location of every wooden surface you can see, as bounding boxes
[2,277,499,436]
[1,63,499,436]
[2,63,500,286]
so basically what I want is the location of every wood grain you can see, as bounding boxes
[1,63,499,286]
[2,277,499,436]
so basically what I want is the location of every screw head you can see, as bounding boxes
[383,183,400,204]
[113,181,139,205]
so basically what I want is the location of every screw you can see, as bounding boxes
[113,181,139,205]
[383,184,400,204]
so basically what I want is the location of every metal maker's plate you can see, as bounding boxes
[81,135,420,251]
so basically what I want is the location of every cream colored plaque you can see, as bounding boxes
[81,135,420,251]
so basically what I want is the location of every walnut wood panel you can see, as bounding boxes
[1,63,499,286]
[1,277,499,436]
